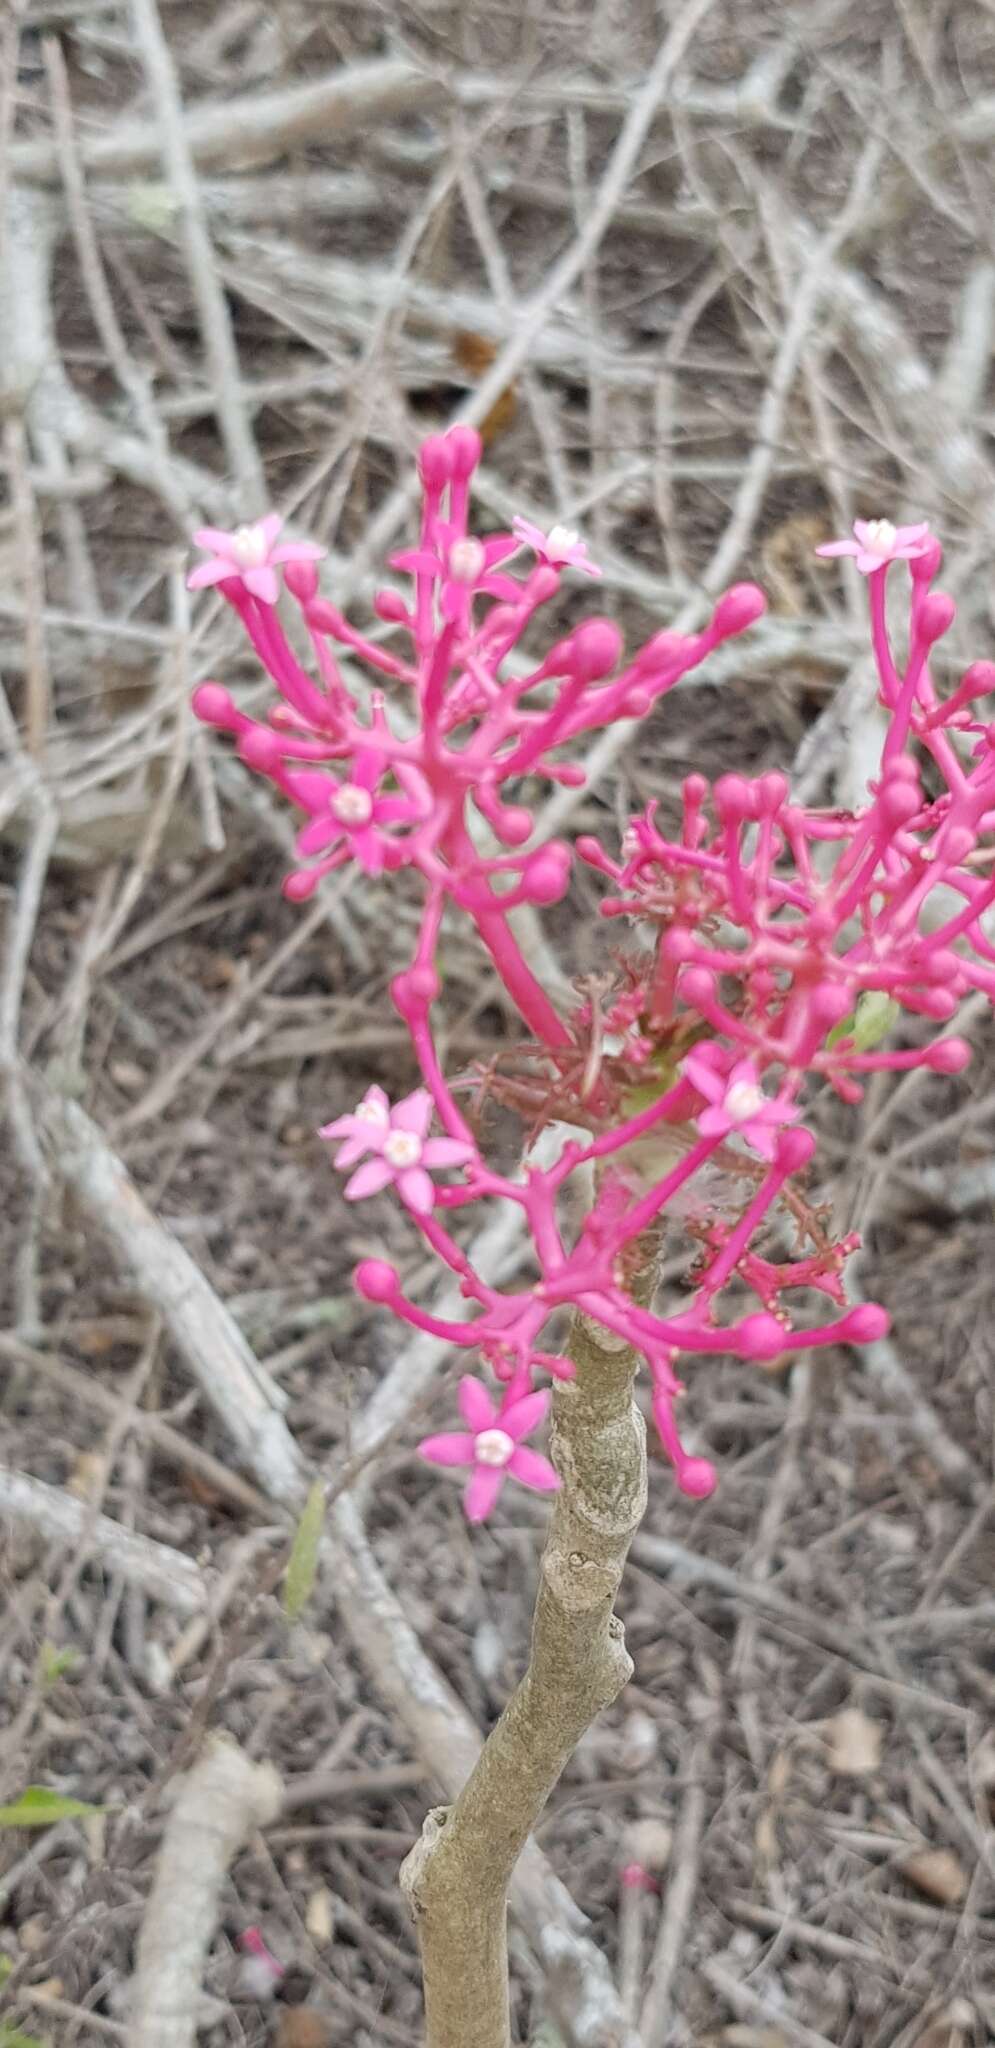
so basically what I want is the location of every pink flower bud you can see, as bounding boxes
[446,425,483,476]
[355,1259,400,1302]
[283,559,320,604]
[915,986,958,1019]
[879,778,921,828]
[736,1313,790,1360]
[811,982,852,1028]
[959,660,995,700]
[635,630,688,672]
[493,806,534,847]
[418,435,451,486]
[937,824,976,865]
[910,537,943,582]
[845,1302,889,1342]
[238,726,283,771]
[714,774,755,821]
[759,771,789,813]
[682,965,717,1007]
[776,1127,815,1172]
[916,591,956,643]
[192,682,238,728]
[305,597,346,635]
[675,1455,717,1499]
[283,869,319,902]
[620,1861,657,1891]
[925,1037,971,1072]
[531,565,561,602]
[571,618,622,678]
[374,588,410,623]
[712,582,767,637]
[525,843,571,905]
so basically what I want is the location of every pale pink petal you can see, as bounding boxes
[421,1137,474,1168]
[697,1105,733,1137]
[242,565,281,604]
[465,1464,505,1522]
[682,1055,726,1104]
[317,1112,356,1138]
[271,540,326,564]
[854,551,887,575]
[506,1446,560,1492]
[187,558,235,589]
[418,1432,475,1467]
[727,1058,760,1093]
[814,539,859,559]
[851,521,875,546]
[257,512,284,547]
[343,1156,394,1201]
[333,1133,377,1168]
[500,1389,550,1441]
[193,527,239,555]
[742,1124,778,1160]
[352,751,384,792]
[297,815,342,855]
[392,1088,434,1137]
[458,1376,496,1431]
[363,1085,390,1115]
[893,522,930,545]
[397,1165,435,1213]
[352,828,385,875]
[511,516,545,550]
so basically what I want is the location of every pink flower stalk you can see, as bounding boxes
[418,1375,559,1521]
[320,1085,474,1215]
[191,441,995,1519]
[682,1046,800,1160]
[510,514,602,576]
[815,516,933,575]
[187,515,325,604]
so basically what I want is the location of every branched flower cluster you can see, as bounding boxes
[190,438,994,1518]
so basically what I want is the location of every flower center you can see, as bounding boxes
[354,1097,388,1126]
[863,519,896,556]
[332,783,374,826]
[447,538,486,584]
[383,1130,422,1168]
[725,1080,765,1122]
[474,1427,514,1468]
[545,524,579,558]
[231,524,269,568]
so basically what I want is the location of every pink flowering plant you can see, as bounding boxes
[190,434,995,2047]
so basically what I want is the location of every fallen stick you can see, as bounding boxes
[131,1734,282,2048]
[0,1462,208,1617]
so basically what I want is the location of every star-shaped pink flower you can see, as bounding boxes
[511,515,601,577]
[681,1046,799,1161]
[418,1375,560,1521]
[319,1085,475,1214]
[815,518,933,576]
[187,514,325,605]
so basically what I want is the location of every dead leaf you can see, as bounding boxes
[901,1847,969,1905]
[304,1884,334,1946]
[276,2010,333,2048]
[827,1706,882,1777]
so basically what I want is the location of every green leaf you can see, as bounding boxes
[37,1644,80,1688]
[0,1787,101,1829]
[826,988,899,1054]
[0,1957,12,1984]
[283,1482,326,1622]
[0,2025,47,2047]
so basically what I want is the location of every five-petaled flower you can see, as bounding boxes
[682,1046,800,1160]
[418,1375,560,1521]
[816,517,933,576]
[511,515,602,577]
[187,515,326,605]
[319,1085,475,1214]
